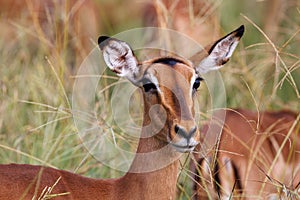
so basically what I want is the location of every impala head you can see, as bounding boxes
[98,25,244,153]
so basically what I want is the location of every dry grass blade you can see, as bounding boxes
[35,177,70,200]
[0,144,56,168]
[45,57,71,109]
[241,14,300,99]
[29,116,71,133]
[258,113,300,196]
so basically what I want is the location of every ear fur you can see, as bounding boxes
[194,25,244,74]
[98,36,139,83]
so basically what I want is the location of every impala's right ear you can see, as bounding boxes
[98,36,139,83]
[192,25,244,75]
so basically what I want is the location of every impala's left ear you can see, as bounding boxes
[194,25,244,74]
[98,36,140,84]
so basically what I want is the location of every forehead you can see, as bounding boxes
[144,57,196,82]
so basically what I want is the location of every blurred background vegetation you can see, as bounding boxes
[0,0,299,199]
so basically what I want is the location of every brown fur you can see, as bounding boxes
[0,59,198,200]
[0,24,244,199]
[143,0,220,45]
[0,0,99,68]
[193,109,300,199]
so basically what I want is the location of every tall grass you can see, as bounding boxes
[0,0,299,199]
[0,0,103,177]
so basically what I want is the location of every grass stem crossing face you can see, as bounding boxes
[98,25,244,153]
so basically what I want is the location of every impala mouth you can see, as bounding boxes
[168,137,198,152]
[167,132,199,153]
[171,143,197,153]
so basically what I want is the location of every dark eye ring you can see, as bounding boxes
[193,77,203,91]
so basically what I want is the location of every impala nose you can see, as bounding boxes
[170,120,199,152]
[174,124,197,141]
[172,123,199,152]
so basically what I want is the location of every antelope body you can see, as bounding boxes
[0,26,244,199]
[193,109,300,199]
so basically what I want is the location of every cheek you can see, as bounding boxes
[144,96,168,130]
[191,99,196,116]
[148,104,167,121]
[143,92,159,110]
[168,127,179,142]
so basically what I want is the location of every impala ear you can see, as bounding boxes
[98,36,139,83]
[194,25,244,74]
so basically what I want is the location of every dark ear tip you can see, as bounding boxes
[235,25,245,38]
[98,36,110,50]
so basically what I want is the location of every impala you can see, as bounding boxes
[193,109,300,199]
[0,26,244,199]
[143,0,220,45]
[0,0,99,66]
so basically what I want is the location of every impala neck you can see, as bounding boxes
[128,97,181,173]
[126,136,180,174]
[119,99,181,199]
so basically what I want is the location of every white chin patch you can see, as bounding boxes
[172,144,196,153]
[168,135,197,153]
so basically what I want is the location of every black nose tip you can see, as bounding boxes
[175,125,197,140]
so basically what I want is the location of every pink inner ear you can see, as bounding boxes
[209,34,240,62]
[208,25,244,55]
[101,38,139,83]
[194,26,243,74]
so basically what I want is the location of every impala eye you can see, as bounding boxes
[143,82,157,92]
[142,79,157,93]
[193,77,203,91]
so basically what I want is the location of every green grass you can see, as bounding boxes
[0,0,299,199]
